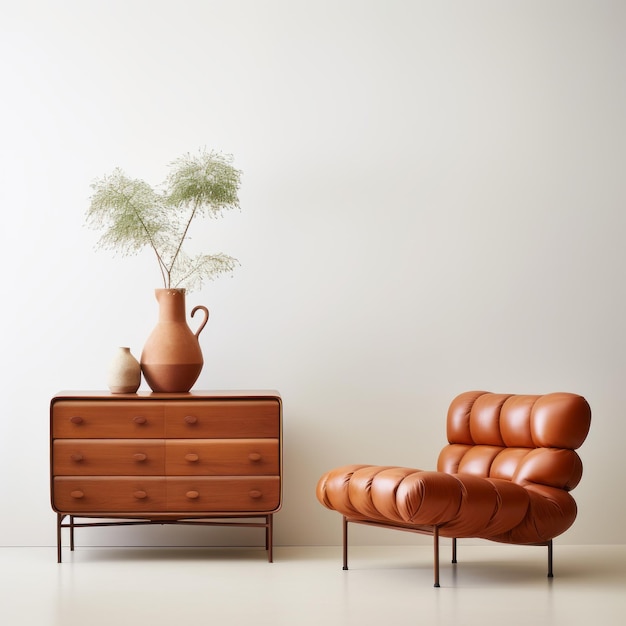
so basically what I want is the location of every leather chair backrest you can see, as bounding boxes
[437,391,591,491]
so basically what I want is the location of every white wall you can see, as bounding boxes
[1,0,624,548]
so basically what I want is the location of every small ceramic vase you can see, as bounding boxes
[107,346,141,393]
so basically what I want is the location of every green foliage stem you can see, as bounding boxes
[86,149,242,292]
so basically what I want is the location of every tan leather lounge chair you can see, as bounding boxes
[316,391,591,586]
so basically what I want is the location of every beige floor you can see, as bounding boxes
[1,544,624,625]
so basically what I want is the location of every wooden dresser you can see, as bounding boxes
[50,390,282,562]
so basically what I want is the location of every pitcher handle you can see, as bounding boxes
[190,305,210,338]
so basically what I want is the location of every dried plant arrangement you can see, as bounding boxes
[86,149,242,292]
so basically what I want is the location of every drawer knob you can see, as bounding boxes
[70,490,84,499]
[133,416,147,425]
[185,453,199,462]
[133,453,147,462]
[133,490,147,500]
[70,416,84,425]
[184,415,198,425]
[70,453,84,463]
[248,453,262,462]
[186,490,199,499]
[249,490,262,499]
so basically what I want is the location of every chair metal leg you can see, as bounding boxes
[547,539,553,578]
[433,526,440,587]
[335,516,555,587]
[342,516,349,570]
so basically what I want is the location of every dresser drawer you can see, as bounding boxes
[53,440,165,476]
[165,439,279,475]
[165,400,280,438]
[53,477,167,512]
[166,477,281,512]
[52,401,165,438]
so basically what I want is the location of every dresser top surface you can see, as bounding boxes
[52,390,281,403]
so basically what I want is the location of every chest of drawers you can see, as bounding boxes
[50,391,282,562]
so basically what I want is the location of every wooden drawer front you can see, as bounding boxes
[165,439,279,476]
[53,440,165,476]
[166,477,281,512]
[53,477,166,513]
[52,401,164,439]
[165,400,280,438]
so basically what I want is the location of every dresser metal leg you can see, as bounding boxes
[56,514,65,563]
[70,516,75,551]
[267,514,274,563]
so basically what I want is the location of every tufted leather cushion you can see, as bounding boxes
[316,391,591,545]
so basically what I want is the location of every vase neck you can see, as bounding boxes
[155,289,187,322]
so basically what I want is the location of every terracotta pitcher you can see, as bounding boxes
[140,288,209,392]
